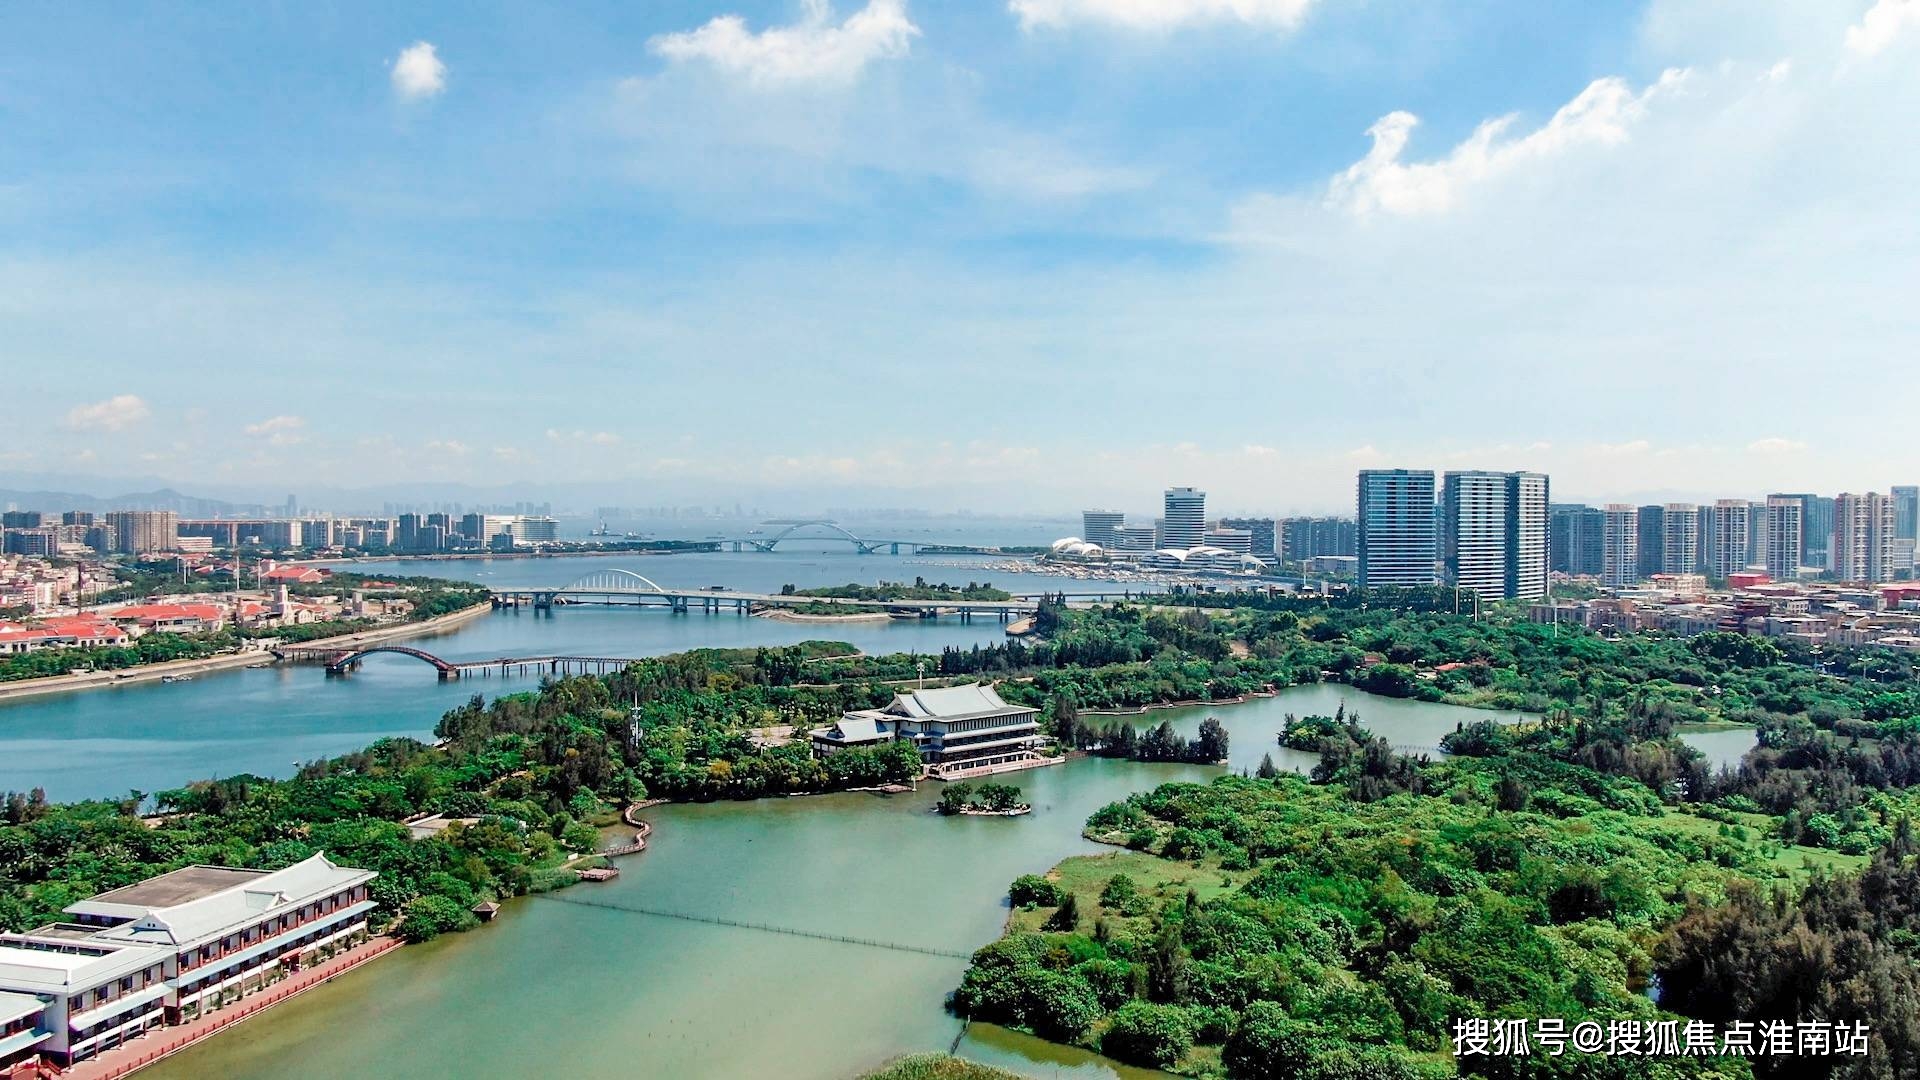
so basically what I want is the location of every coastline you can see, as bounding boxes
[757,609,895,624]
[0,602,494,704]
[296,548,706,566]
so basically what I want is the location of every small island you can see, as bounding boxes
[937,781,1031,817]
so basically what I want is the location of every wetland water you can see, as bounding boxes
[1,550,1755,1077]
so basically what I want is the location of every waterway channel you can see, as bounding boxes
[3,550,1758,1078]
[0,551,1153,800]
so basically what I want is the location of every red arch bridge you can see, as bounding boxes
[271,644,638,680]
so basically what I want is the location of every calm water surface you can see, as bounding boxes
[4,550,1757,1078]
[0,550,1157,800]
[138,685,1527,1080]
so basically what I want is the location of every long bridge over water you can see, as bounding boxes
[272,644,641,680]
[273,570,1155,680]
[486,568,1147,619]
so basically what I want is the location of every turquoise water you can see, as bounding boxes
[5,550,1758,1079]
[137,685,1528,1080]
[0,550,1146,800]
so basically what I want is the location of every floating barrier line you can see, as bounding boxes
[530,893,971,959]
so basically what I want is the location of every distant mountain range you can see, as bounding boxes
[0,487,250,517]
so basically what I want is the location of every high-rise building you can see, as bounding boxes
[1204,528,1253,554]
[1111,524,1157,553]
[1601,505,1639,587]
[61,510,95,527]
[1747,501,1770,569]
[1769,493,1824,569]
[1662,504,1700,576]
[1442,472,1506,599]
[2,511,44,529]
[1161,488,1206,550]
[1508,473,1550,600]
[1357,470,1437,588]
[1081,510,1124,549]
[1636,504,1666,579]
[397,513,422,551]
[1280,517,1356,561]
[1764,495,1804,582]
[508,516,561,544]
[2,528,57,556]
[1894,486,1919,542]
[1549,504,1606,576]
[459,512,487,541]
[1219,517,1276,558]
[1706,500,1751,580]
[1832,492,1897,583]
[104,510,179,555]
[1805,496,1835,571]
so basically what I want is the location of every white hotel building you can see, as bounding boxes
[0,853,375,1069]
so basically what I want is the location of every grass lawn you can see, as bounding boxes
[1651,807,1871,878]
[1006,849,1246,935]
[859,1054,1025,1080]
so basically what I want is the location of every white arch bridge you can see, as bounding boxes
[717,520,928,554]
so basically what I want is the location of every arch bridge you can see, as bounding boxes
[273,643,639,680]
[486,568,1043,622]
[724,520,918,555]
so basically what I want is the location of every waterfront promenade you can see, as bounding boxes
[0,602,492,703]
[53,935,403,1080]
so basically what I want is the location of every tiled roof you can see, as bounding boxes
[886,683,1021,719]
[75,853,374,948]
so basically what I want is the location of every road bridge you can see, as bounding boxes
[488,568,1047,622]
[273,644,638,680]
[715,520,929,554]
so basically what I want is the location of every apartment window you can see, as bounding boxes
[120,976,133,993]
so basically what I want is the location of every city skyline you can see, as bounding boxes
[7,1,1920,510]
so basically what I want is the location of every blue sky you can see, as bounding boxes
[5,0,1919,515]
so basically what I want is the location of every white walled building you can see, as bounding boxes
[1602,504,1639,588]
[0,854,376,1069]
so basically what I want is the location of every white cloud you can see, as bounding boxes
[545,428,622,446]
[391,42,447,101]
[1326,70,1689,217]
[1846,0,1920,55]
[425,439,471,455]
[1746,436,1807,454]
[648,0,918,87]
[243,415,307,446]
[1010,0,1313,32]
[63,394,150,431]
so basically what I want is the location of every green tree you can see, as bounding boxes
[1101,1001,1193,1069]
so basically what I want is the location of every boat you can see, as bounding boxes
[160,674,193,684]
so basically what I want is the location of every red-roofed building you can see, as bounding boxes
[0,618,130,654]
[105,603,228,633]
[260,565,328,585]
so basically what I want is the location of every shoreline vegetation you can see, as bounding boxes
[858,1056,1025,1080]
[11,586,1920,1076]
[758,609,896,624]
[296,539,721,564]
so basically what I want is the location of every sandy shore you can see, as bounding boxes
[0,603,494,703]
[756,609,895,624]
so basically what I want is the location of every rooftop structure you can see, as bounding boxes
[815,683,1048,779]
[0,853,376,1069]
